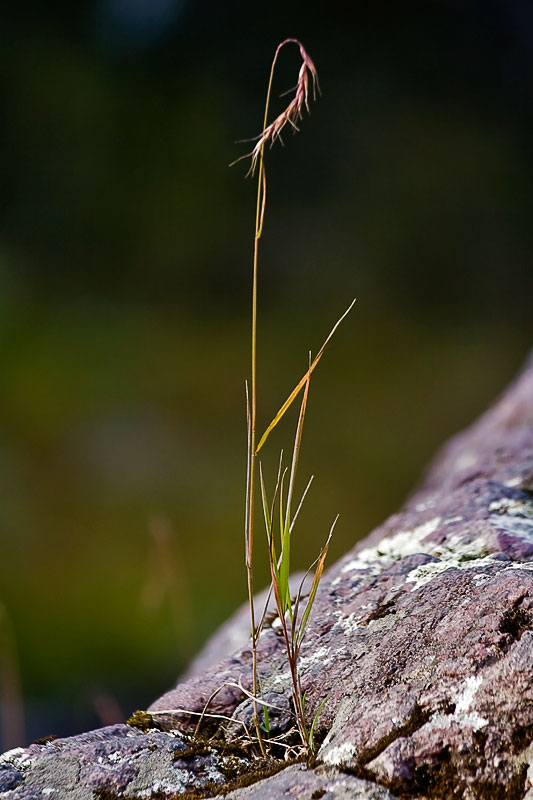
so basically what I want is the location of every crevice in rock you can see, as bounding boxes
[358,703,432,766]
[510,723,533,753]
[342,720,531,800]
[363,599,397,624]
[498,602,532,650]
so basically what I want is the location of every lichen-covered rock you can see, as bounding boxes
[2,353,532,799]
[0,724,251,799]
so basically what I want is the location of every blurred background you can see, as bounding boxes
[0,0,532,747]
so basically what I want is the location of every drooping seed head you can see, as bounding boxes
[234,39,319,176]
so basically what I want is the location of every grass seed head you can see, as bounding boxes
[236,39,319,176]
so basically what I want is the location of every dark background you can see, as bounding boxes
[0,0,531,747]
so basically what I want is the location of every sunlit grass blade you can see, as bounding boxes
[255,298,356,455]
[279,524,291,617]
[279,468,287,565]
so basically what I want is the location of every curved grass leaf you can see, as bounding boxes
[255,298,356,456]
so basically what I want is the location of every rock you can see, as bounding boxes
[0,724,250,799]
[2,352,532,799]
[221,763,397,799]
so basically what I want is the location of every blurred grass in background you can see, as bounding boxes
[0,0,532,744]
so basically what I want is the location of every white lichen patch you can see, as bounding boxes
[431,675,489,731]
[489,497,532,515]
[472,572,492,585]
[334,513,522,599]
[0,746,36,772]
[340,517,442,577]
[424,709,488,733]
[322,739,357,766]
[504,477,523,488]
[404,536,496,591]
[489,497,533,540]
[431,674,489,732]
[455,674,482,713]
[137,775,196,798]
[297,646,332,671]
[331,491,533,610]
[505,562,533,572]
[271,645,333,687]
[334,612,363,635]
[404,560,452,589]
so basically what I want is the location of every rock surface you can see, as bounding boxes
[2,354,532,799]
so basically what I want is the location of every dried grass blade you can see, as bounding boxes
[255,298,356,455]
[279,370,310,614]
[296,516,338,647]
[284,369,310,533]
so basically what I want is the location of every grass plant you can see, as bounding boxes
[234,38,355,755]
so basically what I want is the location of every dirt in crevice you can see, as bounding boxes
[357,702,432,766]
[363,598,398,624]
[342,719,530,800]
[510,723,533,753]
[498,603,532,648]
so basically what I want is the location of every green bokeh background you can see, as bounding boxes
[0,1,531,745]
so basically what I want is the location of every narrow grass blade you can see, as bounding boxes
[257,582,274,636]
[257,673,270,735]
[259,463,273,549]
[309,695,328,752]
[270,450,284,531]
[259,464,279,585]
[296,516,338,648]
[255,298,356,455]
[289,475,314,534]
[279,468,287,563]
[279,371,310,615]
[279,523,291,616]
[270,559,284,621]
[284,367,310,534]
